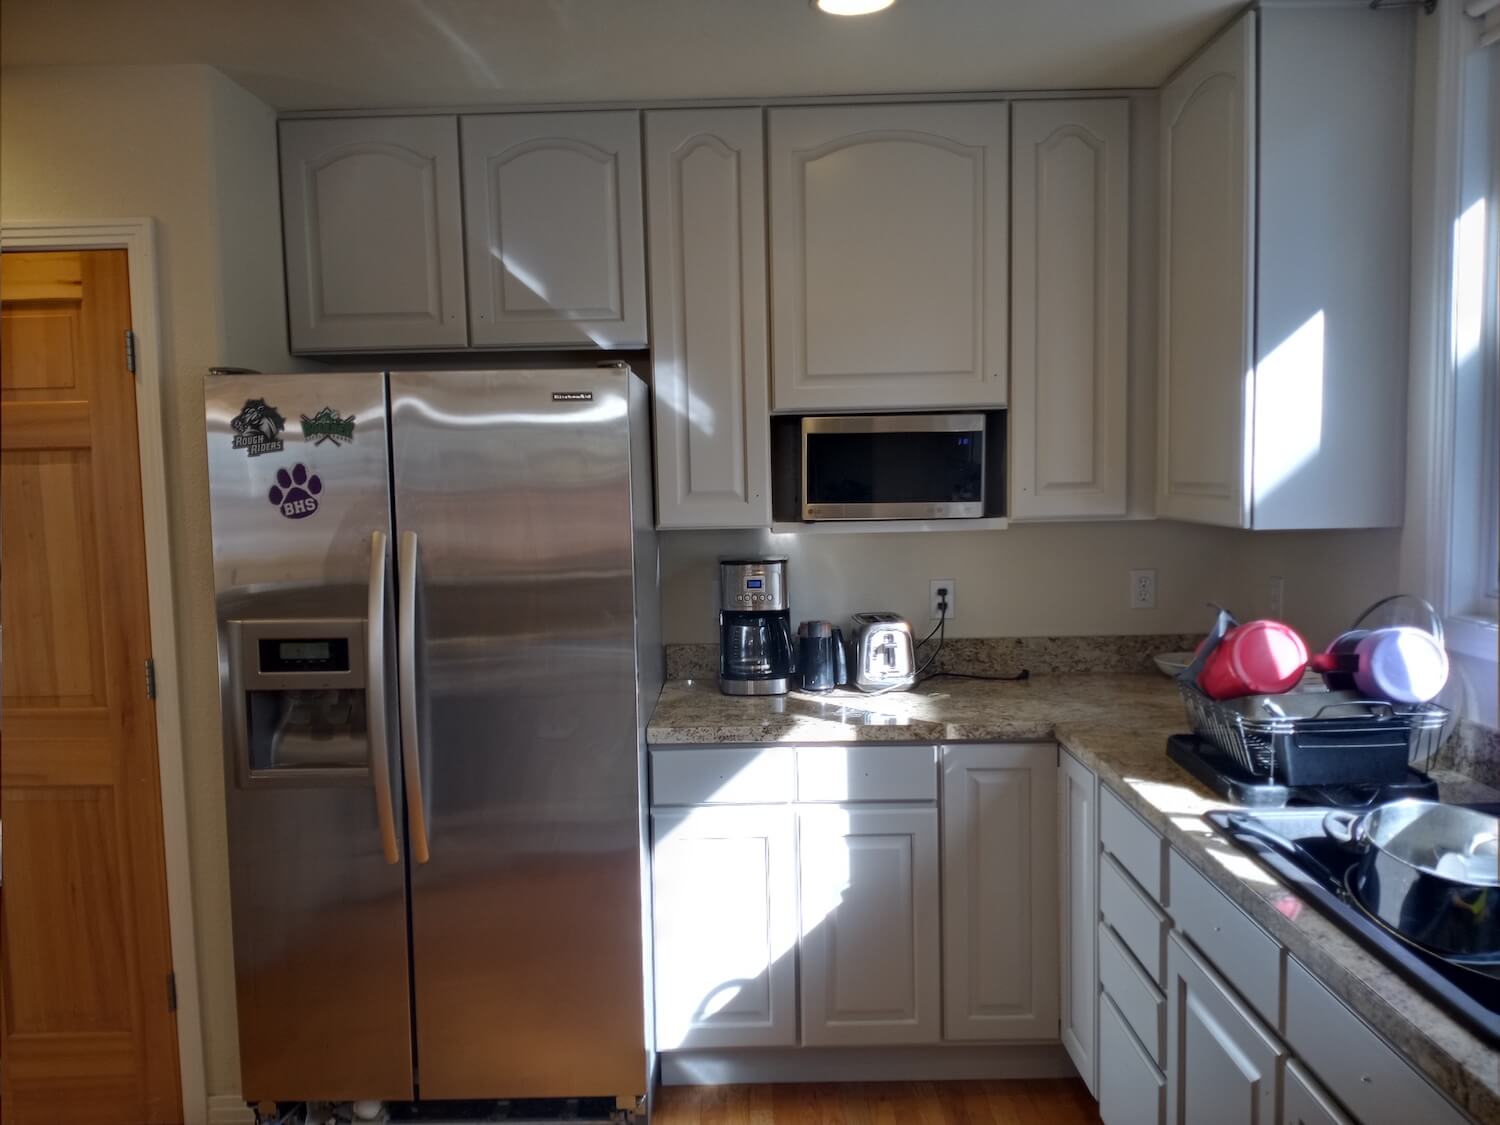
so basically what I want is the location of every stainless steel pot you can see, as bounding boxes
[1324,799,1499,958]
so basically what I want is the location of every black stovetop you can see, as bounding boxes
[1205,804,1500,1045]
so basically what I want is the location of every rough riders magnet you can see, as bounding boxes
[300,406,356,447]
[230,398,286,457]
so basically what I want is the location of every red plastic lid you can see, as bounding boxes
[1226,620,1309,692]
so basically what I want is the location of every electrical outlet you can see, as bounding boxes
[1268,575,1285,619]
[1129,569,1157,610]
[929,578,956,621]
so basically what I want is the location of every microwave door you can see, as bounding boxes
[801,413,986,520]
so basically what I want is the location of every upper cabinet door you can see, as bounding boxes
[1010,100,1130,521]
[645,109,771,529]
[767,104,1009,412]
[1156,12,1256,527]
[462,111,648,349]
[280,116,468,352]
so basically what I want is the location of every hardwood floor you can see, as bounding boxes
[653,1080,1102,1124]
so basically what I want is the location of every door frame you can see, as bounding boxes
[1,219,206,1125]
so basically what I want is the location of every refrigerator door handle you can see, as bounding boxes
[398,530,432,863]
[367,529,401,865]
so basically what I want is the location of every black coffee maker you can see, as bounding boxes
[719,558,794,696]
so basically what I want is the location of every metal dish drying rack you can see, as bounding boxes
[1178,596,1450,782]
[1177,682,1447,779]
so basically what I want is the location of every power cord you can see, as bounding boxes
[913,585,1031,684]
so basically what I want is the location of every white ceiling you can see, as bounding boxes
[0,0,1243,111]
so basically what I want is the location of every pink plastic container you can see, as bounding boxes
[1197,620,1310,699]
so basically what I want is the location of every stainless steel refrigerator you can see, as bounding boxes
[205,367,661,1108]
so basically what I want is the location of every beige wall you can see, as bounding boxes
[1,62,299,1099]
[660,524,1403,650]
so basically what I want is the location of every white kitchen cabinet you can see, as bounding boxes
[797,804,941,1046]
[650,805,797,1050]
[1157,6,1412,528]
[1098,992,1166,1125]
[1010,99,1129,520]
[280,116,468,352]
[767,103,1009,412]
[1284,1060,1354,1125]
[1059,751,1099,1091]
[940,744,1058,1041]
[461,111,647,348]
[645,109,771,529]
[1164,933,1285,1125]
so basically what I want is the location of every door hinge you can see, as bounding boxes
[124,329,137,374]
[145,657,157,700]
[166,971,177,1012]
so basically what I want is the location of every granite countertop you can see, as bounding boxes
[648,674,1500,1123]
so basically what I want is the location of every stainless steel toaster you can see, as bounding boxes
[849,612,917,692]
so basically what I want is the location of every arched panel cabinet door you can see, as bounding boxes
[645,108,771,530]
[462,111,648,349]
[767,103,1010,412]
[1010,99,1130,521]
[280,115,469,352]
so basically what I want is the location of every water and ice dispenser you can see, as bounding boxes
[228,618,372,780]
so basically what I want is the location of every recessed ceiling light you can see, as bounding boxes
[814,0,897,15]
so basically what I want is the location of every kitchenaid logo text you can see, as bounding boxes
[552,391,593,402]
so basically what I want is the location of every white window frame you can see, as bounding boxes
[1403,1,1499,730]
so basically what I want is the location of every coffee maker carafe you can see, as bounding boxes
[719,558,794,696]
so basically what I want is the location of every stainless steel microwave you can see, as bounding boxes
[801,413,986,521]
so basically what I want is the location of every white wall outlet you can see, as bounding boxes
[1129,569,1157,610]
[930,579,956,621]
[1268,575,1285,619]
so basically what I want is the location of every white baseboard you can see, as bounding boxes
[659,1044,1077,1086]
[207,1094,257,1124]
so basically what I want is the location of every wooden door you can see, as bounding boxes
[645,108,772,530]
[767,103,1009,412]
[1156,11,1256,527]
[0,249,181,1123]
[279,115,469,351]
[649,805,797,1050]
[797,804,941,1046]
[1164,933,1284,1125]
[1011,99,1130,521]
[1059,750,1099,1091]
[939,743,1058,1041]
[462,111,648,349]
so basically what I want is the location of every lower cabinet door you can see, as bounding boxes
[940,743,1059,1040]
[798,804,942,1045]
[1165,933,1286,1125]
[1284,1060,1353,1125]
[1099,991,1166,1125]
[651,805,797,1049]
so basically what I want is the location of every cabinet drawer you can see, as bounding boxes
[1098,991,1166,1125]
[1100,853,1169,985]
[1100,785,1166,903]
[796,745,937,802]
[1285,958,1470,1125]
[1285,1059,1354,1125]
[651,748,795,806]
[1098,921,1165,1065]
[1168,850,1282,1026]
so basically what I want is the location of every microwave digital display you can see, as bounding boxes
[802,414,985,521]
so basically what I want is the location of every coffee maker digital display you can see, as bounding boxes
[719,558,794,696]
